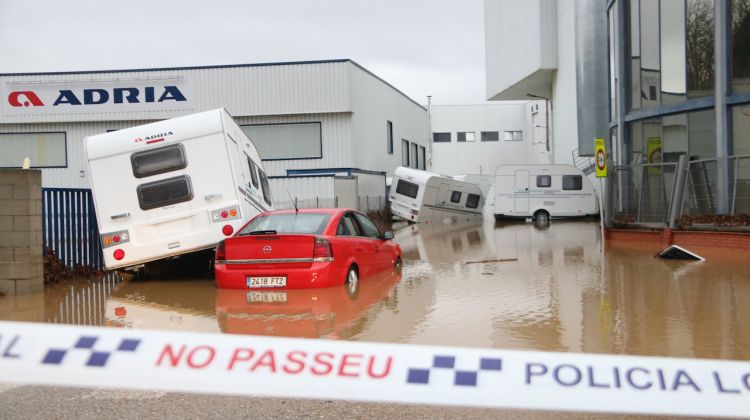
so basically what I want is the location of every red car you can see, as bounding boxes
[214,208,402,291]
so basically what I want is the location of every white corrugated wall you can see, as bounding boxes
[0,61,352,124]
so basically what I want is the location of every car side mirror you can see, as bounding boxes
[382,231,394,240]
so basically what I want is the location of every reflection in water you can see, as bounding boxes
[216,268,402,339]
[2,220,749,361]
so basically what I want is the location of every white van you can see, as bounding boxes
[389,167,484,223]
[85,108,274,270]
[494,164,598,221]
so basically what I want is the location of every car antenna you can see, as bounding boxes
[287,190,298,213]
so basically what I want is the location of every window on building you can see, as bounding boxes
[687,0,715,98]
[241,122,321,160]
[395,179,419,199]
[419,146,426,170]
[537,175,552,188]
[660,0,687,105]
[450,191,462,203]
[131,144,187,178]
[411,143,419,168]
[731,0,750,93]
[387,121,394,154]
[246,155,259,189]
[466,193,480,209]
[562,175,583,191]
[503,131,523,141]
[732,105,750,156]
[402,139,410,166]
[433,132,451,143]
[481,131,499,142]
[0,132,67,168]
[137,175,194,210]
[457,132,475,142]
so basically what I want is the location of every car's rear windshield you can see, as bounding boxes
[238,213,332,235]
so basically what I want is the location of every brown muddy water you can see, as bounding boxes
[1,220,749,361]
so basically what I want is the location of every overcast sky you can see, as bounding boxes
[0,0,487,105]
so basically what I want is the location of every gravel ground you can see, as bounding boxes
[0,384,697,419]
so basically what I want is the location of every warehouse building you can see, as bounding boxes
[0,59,427,267]
[429,102,551,176]
[485,0,750,237]
[0,59,428,209]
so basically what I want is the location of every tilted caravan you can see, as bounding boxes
[85,108,274,270]
[494,164,598,221]
[389,167,484,223]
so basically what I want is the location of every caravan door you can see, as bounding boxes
[514,170,529,213]
[437,183,450,205]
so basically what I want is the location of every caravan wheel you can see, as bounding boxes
[534,210,550,224]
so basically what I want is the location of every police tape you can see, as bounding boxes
[0,320,748,417]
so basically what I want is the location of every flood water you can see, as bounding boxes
[2,220,749,361]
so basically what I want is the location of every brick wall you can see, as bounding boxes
[0,170,43,295]
[606,227,750,250]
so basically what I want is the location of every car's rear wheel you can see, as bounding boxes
[346,266,359,299]
[394,257,403,271]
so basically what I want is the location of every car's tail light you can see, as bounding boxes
[313,237,333,262]
[410,209,419,216]
[215,240,226,263]
[222,224,234,236]
[113,249,125,260]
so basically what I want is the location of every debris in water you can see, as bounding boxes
[0,291,5,297]
[465,258,518,265]
[656,245,705,262]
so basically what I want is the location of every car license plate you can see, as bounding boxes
[246,291,288,303]
[246,276,286,288]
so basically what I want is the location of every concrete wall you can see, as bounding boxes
[485,0,557,100]
[349,65,428,177]
[430,103,551,175]
[0,169,43,295]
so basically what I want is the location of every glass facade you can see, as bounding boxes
[612,0,750,228]
[732,0,750,92]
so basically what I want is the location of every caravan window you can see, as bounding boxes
[466,193,480,209]
[562,175,583,190]
[246,156,259,189]
[131,144,187,178]
[258,169,273,205]
[536,175,552,188]
[395,180,419,199]
[450,191,462,203]
[137,175,193,210]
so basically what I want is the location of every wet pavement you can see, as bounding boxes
[3,219,748,361]
[1,219,748,417]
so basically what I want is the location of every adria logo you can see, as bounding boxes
[6,86,187,108]
[8,91,44,107]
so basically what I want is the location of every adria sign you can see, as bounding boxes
[1,78,192,120]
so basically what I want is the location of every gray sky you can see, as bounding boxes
[0,0,486,105]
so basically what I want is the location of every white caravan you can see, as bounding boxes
[494,164,598,221]
[85,108,274,270]
[389,167,484,223]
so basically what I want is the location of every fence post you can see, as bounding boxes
[316,197,319,208]
[667,155,689,229]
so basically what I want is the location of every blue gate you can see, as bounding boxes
[42,188,103,269]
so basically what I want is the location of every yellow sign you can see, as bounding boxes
[595,138,607,178]
[647,137,662,175]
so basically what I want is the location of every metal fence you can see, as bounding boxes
[46,272,123,326]
[42,188,103,269]
[611,163,677,225]
[274,196,386,212]
[611,155,750,229]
